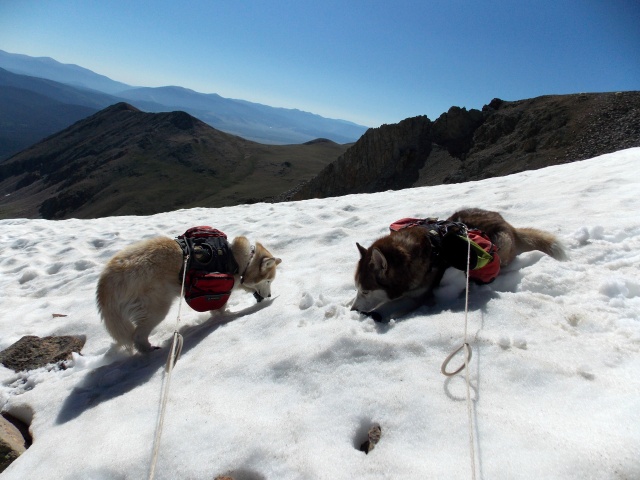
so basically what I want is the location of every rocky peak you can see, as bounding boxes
[431,106,485,157]
[290,91,640,201]
[291,116,432,200]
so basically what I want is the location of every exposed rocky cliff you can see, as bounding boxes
[290,91,640,201]
[289,116,432,200]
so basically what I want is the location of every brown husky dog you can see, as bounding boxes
[97,235,281,353]
[352,208,567,322]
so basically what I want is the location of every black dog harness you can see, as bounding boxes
[390,217,500,283]
[175,227,239,311]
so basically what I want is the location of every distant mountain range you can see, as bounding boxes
[0,68,114,160]
[0,50,368,159]
[0,49,131,94]
[3,91,637,221]
[0,103,349,219]
[2,51,638,221]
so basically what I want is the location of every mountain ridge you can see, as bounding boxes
[288,91,640,201]
[0,49,132,94]
[0,84,98,160]
[0,103,349,219]
[2,92,638,220]
[0,50,368,148]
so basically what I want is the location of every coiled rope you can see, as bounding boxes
[440,228,477,480]
[148,254,189,480]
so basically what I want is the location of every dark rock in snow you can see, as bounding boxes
[0,335,86,372]
[0,414,29,473]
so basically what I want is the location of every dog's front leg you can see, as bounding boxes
[367,267,447,322]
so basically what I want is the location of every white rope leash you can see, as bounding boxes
[148,254,189,480]
[440,230,477,480]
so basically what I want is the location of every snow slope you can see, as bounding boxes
[1,148,639,479]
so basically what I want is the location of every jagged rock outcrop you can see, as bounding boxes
[290,92,640,201]
[291,116,432,200]
[431,106,484,157]
[444,91,640,183]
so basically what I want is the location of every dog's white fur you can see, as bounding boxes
[96,235,281,353]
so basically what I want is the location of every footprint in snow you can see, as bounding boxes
[499,337,527,350]
[19,270,38,284]
[74,259,96,271]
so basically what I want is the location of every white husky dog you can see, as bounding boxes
[96,235,281,353]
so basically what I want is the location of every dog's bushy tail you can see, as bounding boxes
[514,228,568,261]
[96,275,135,350]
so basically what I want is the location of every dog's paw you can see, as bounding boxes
[361,310,388,323]
[133,343,160,354]
[134,345,151,354]
[369,311,385,323]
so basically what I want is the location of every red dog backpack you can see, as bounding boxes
[175,227,239,312]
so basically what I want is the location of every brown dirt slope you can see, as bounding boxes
[0,103,347,219]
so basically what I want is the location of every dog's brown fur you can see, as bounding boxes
[447,208,566,265]
[352,208,567,321]
[356,227,440,300]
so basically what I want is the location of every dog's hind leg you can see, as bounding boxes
[130,297,175,353]
[132,321,158,353]
[100,306,136,351]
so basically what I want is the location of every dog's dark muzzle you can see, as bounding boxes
[351,304,385,323]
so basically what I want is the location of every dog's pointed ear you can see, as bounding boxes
[371,247,387,272]
[356,243,367,258]
[261,257,278,271]
[274,257,282,265]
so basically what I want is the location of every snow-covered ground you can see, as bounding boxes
[1,148,639,480]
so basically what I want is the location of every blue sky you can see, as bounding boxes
[1,0,638,127]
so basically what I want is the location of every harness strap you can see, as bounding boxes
[175,228,240,312]
[148,253,189,480]
[390,218,499,282]
[440,230,478,480]
[240,245,256,281]
[175,233,239,282]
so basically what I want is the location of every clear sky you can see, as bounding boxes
[1,0,639,127]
